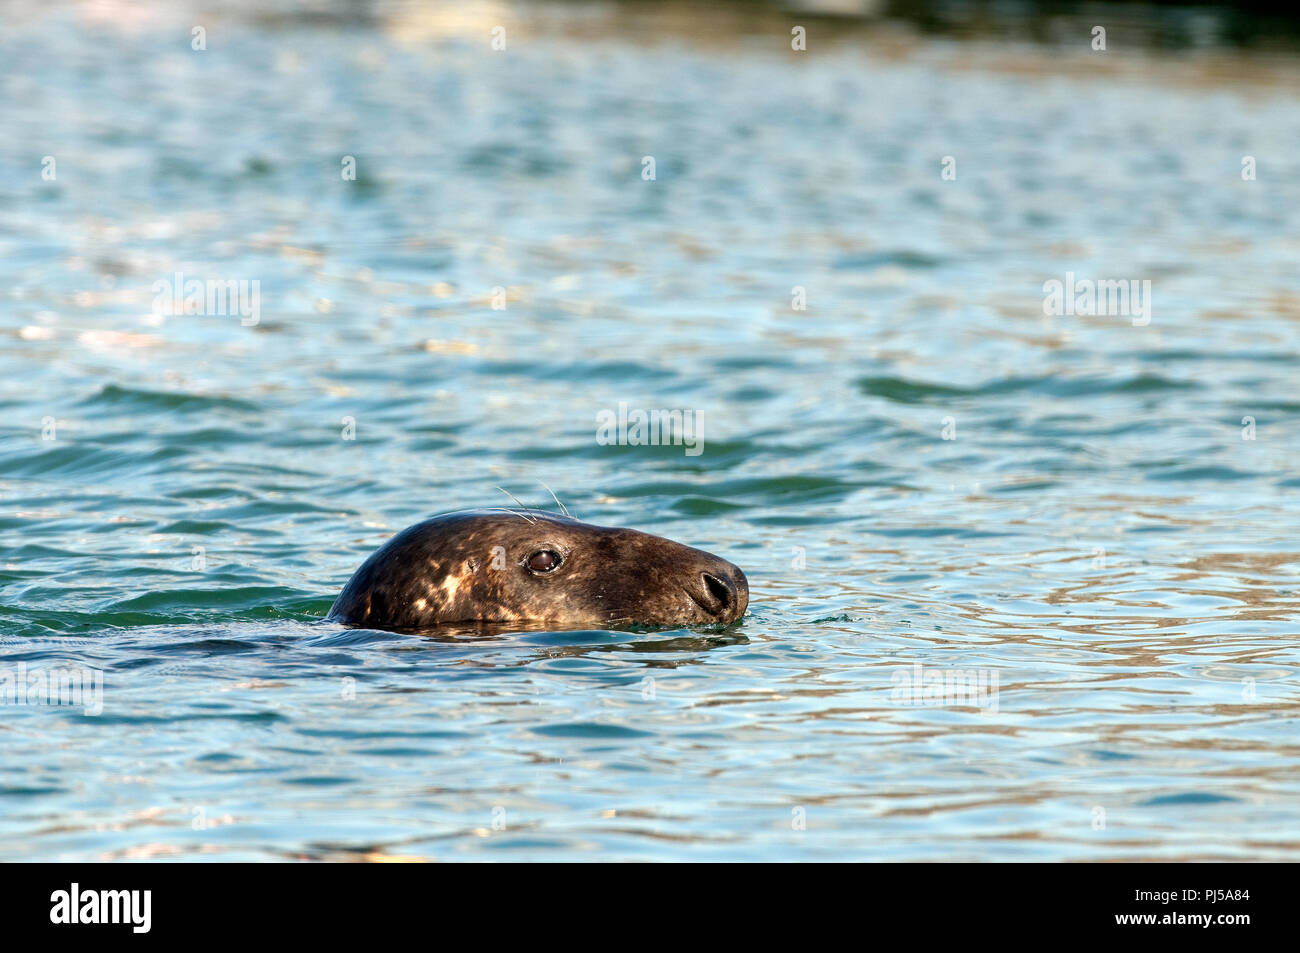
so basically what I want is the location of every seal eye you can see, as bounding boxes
[526,550,562,574]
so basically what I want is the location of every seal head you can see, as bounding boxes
[329,510,749,631]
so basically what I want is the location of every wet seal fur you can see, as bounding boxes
[329,510,749,631]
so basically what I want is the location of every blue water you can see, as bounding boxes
[2,0,1299,860]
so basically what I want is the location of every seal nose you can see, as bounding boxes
[691,564,748,622]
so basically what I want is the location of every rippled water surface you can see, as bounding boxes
[3,0,1300,860]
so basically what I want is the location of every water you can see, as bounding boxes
[2,0,1299,861]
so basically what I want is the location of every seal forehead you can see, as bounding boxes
[447,512,615,554]
[439,510,583,542]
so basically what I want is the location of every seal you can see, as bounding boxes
[328,509,749,631]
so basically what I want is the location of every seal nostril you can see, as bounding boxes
[701,572,734,613]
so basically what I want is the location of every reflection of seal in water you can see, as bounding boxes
[329,510,749,631]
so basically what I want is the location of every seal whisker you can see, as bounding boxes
[540,482,574,520]
[494,487,539,524]
[486,506,533,524]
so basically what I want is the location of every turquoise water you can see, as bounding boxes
[3,1,1300,860]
